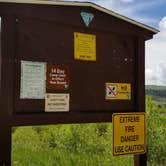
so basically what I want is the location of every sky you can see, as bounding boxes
[65,0,166,85]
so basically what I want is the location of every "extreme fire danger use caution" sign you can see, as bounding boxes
[113,113,146,156]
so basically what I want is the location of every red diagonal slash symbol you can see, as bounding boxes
[108,86,116,97]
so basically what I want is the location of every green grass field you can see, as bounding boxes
[12,123,134,166]
[11,96,166,166]
[12,146,133,166]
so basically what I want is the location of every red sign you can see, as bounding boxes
[47,65,69,90]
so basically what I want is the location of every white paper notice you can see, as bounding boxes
[20,61,46,99]
[45,93,70,112]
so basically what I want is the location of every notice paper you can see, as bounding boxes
[74,32,96,61]
[45,93,70,112]
[20,61,46,99]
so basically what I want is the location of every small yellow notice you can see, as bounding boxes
[105,83,131,100]
[113,113,146,156]
[74,32,96,61]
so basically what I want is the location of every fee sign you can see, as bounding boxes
[47,65,69,91]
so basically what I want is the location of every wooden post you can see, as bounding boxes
[134,153,147,166]
[0,15,15,166]
[134,37,147,166]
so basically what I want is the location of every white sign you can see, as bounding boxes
[45,93,70,112]
[20,61,46,99]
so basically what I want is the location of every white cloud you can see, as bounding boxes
[145,68,158,85]
[158,17,166,38]
[146,17,166,85]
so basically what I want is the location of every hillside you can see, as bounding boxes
[146,85,166,107]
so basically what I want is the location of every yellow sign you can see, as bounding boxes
[74,32,96,61]
[105,83,131,100]
[113,113,146,156]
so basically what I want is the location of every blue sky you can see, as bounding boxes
[66,0,166,85]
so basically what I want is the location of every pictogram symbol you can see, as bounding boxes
[106,84,117,98]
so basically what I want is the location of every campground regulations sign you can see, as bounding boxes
[112,113,146,156]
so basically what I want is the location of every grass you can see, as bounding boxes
[12,148,133,166]
[11,123,134,166]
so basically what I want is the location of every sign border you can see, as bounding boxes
[105,83,131,100]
